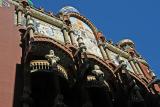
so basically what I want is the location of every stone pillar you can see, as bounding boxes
[129,57,139,74]
[98,40,108,60]
[16,6,23,25]
[68,29,77,46]
[103,43,111,60]
[62,25,70,44]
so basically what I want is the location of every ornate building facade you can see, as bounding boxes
[0,0,160,107]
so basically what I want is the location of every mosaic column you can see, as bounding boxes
[103,43,111,60]
[16,6,23,25]
[69,29,77,46]
[26,9,31,20]
[27,19,35,38]
[62,25,71,44]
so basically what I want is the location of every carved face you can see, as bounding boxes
[49,50,54,55]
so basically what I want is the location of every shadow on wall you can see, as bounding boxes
[13,64,24,107]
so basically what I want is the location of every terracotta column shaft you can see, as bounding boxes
[135,61,143,75]
[129,60,139,74]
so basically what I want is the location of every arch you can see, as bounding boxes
[85,53,115,78]
[129,72,150,92]
[67,12,98,40]
[30,35,73,58]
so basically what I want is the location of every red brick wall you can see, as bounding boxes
[154,84,160,93]
[0,5,21,107]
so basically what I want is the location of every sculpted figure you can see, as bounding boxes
[91,65,104,80]
[45,50,60,66]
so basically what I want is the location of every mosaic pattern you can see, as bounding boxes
[0,0,10,7]
[70,17,103,58]
[109,50,134,72]
[59,6,79,14]
[33,18,64,43]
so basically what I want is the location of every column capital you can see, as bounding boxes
[102,43,108,49]
[27,19,34,26]
[62,25,69,31]
[128,56,134,62]
[27,19,35,32]
[120,60,127,70]
[68,29,74,35]
[25,10,31,17]
[16,6,24,12]
[132,58,138,63]
[97,39,104,47]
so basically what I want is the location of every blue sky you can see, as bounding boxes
[32,0,160,77]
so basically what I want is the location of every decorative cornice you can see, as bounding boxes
[10,0,63,28]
